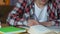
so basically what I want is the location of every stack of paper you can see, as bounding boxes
[0,26,26,34]
[47,26,60,33]
[28,25,56,34]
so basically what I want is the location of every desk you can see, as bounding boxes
[1,23,60,34]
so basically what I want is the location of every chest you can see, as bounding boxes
[34,4,48,18]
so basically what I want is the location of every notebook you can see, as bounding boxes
[28,25,52,34]
[28,25,60,34]
[47,26,60,33]
[0,26,26,34]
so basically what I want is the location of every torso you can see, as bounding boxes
[34,3,48,22]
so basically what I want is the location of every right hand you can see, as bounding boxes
[42,22,53,27]
[27,19,39,26]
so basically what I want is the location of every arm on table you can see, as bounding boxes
[27,19,55,27]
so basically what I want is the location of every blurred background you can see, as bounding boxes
[0,0,18,23]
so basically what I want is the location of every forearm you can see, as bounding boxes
[39,21,55,27]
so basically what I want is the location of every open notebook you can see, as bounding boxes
[0,26,26,34]
[47,26,60,33]
[28,25,60,34]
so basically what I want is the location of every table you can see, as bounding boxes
[1,23,60,34]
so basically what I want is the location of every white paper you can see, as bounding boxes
[47,26,60,33]
[28,25,52,34]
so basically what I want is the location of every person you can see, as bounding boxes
[7,0,58,27]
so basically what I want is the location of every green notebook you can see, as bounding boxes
[0,26,26,34]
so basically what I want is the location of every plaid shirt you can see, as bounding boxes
[56,0,60,19]
[7,0,59,27]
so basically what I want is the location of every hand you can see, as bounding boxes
[27,19,39,26]
[42,22,53,27]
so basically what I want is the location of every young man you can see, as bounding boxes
[7,0,58,27]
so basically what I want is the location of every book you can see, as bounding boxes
[28,25,58,34]
[47,26,60,33]
[0,26,26,34]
